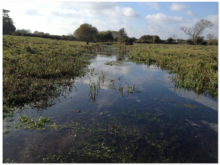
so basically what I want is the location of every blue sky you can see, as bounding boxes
[3,1,218,40]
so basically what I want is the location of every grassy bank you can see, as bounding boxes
[3,35,96,113]
[122,44,218,98]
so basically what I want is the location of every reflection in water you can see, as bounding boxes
[3,48,218,163]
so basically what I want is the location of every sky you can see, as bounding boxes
[3,1,218,40]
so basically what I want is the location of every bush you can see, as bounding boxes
[136,35,160,43]
[208,39,218,45]
[167,37,174,43]
[135,39,151,43]
[194,36,204,45]
[118,37,133,45]
[200,41,207,45]
[186,40,194,45]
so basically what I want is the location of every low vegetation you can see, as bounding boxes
[123,44,218,97]
[3,35,97,114]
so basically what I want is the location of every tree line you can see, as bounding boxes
[3,9,218,45]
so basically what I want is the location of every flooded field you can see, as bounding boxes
[3,46,218,163]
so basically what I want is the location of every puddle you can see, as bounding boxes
[3,46,218,163]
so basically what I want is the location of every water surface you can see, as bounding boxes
[3,48,218,163]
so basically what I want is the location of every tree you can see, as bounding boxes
[34,31,39,34]
[95,31,113,42]
[194,36,204,45]
[130,37,137,42]
[206,34,214,40]
[16,29,32,34]
[118,28,128,39]
[186,39,194,45]
[167,37,174,43]
[66,33,75,40]
[3,9,16,34]
[180,19,213,41]
[152,36,160,43]
[136,35,160,43]
[74,23,98,42]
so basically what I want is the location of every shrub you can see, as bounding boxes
[208,39,218,45]
[118,37,133,45]
[200,41,207,45]
[167,37,174,43]
[186,39,194,45]
[194,36,204,45]
[136,35,160,43]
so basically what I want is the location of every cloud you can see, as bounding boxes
[146,2,159,10]
[82,6,140,18]
[146,23,174,39]
[205,15,218,24]
[146,13,183,24]
[185,10,197,17]
[51,8,81,18]
[120,7,140,18]
[62,2,118,10]
[111,18,125,24]
[3,1,140,37]
[25,9,41,16]
[180,18,198,28]
[61,2,140,18]
[170,3,189,11]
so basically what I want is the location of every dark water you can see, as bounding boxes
[3,49,218,163]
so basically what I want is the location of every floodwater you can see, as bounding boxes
[3,46,218,163]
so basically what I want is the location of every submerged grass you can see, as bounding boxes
[122,44,218,98]
[40,101,217,163]
[3,35,97,113]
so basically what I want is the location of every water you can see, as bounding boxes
[3,48,218,163]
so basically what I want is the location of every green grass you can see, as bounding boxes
[123,43,218,98]
[3,35,96,113]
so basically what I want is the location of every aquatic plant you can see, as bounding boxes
[19,115,50,129]
[127,84,135,93]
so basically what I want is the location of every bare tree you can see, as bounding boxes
[180,19,213,41]
[206,33,214,40]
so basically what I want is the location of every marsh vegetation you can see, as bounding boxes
[3,36,218,163]
[124,44,218,98]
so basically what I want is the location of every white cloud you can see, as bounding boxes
[61,2,139,18]
[111,18,125,25]
[185,10,197,17]
[146,23,173,39]
[146,13,183,24]
[3,1,140,36]
[170,3,189,11]
[51,8,81,18]
[205,15,218,24]
[180,18,198,28]
[146,2,159,10]
[120,7,140,18]
[62,2,118,10]
[83,6,140,18]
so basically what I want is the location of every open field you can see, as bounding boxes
[120,43,218,98]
